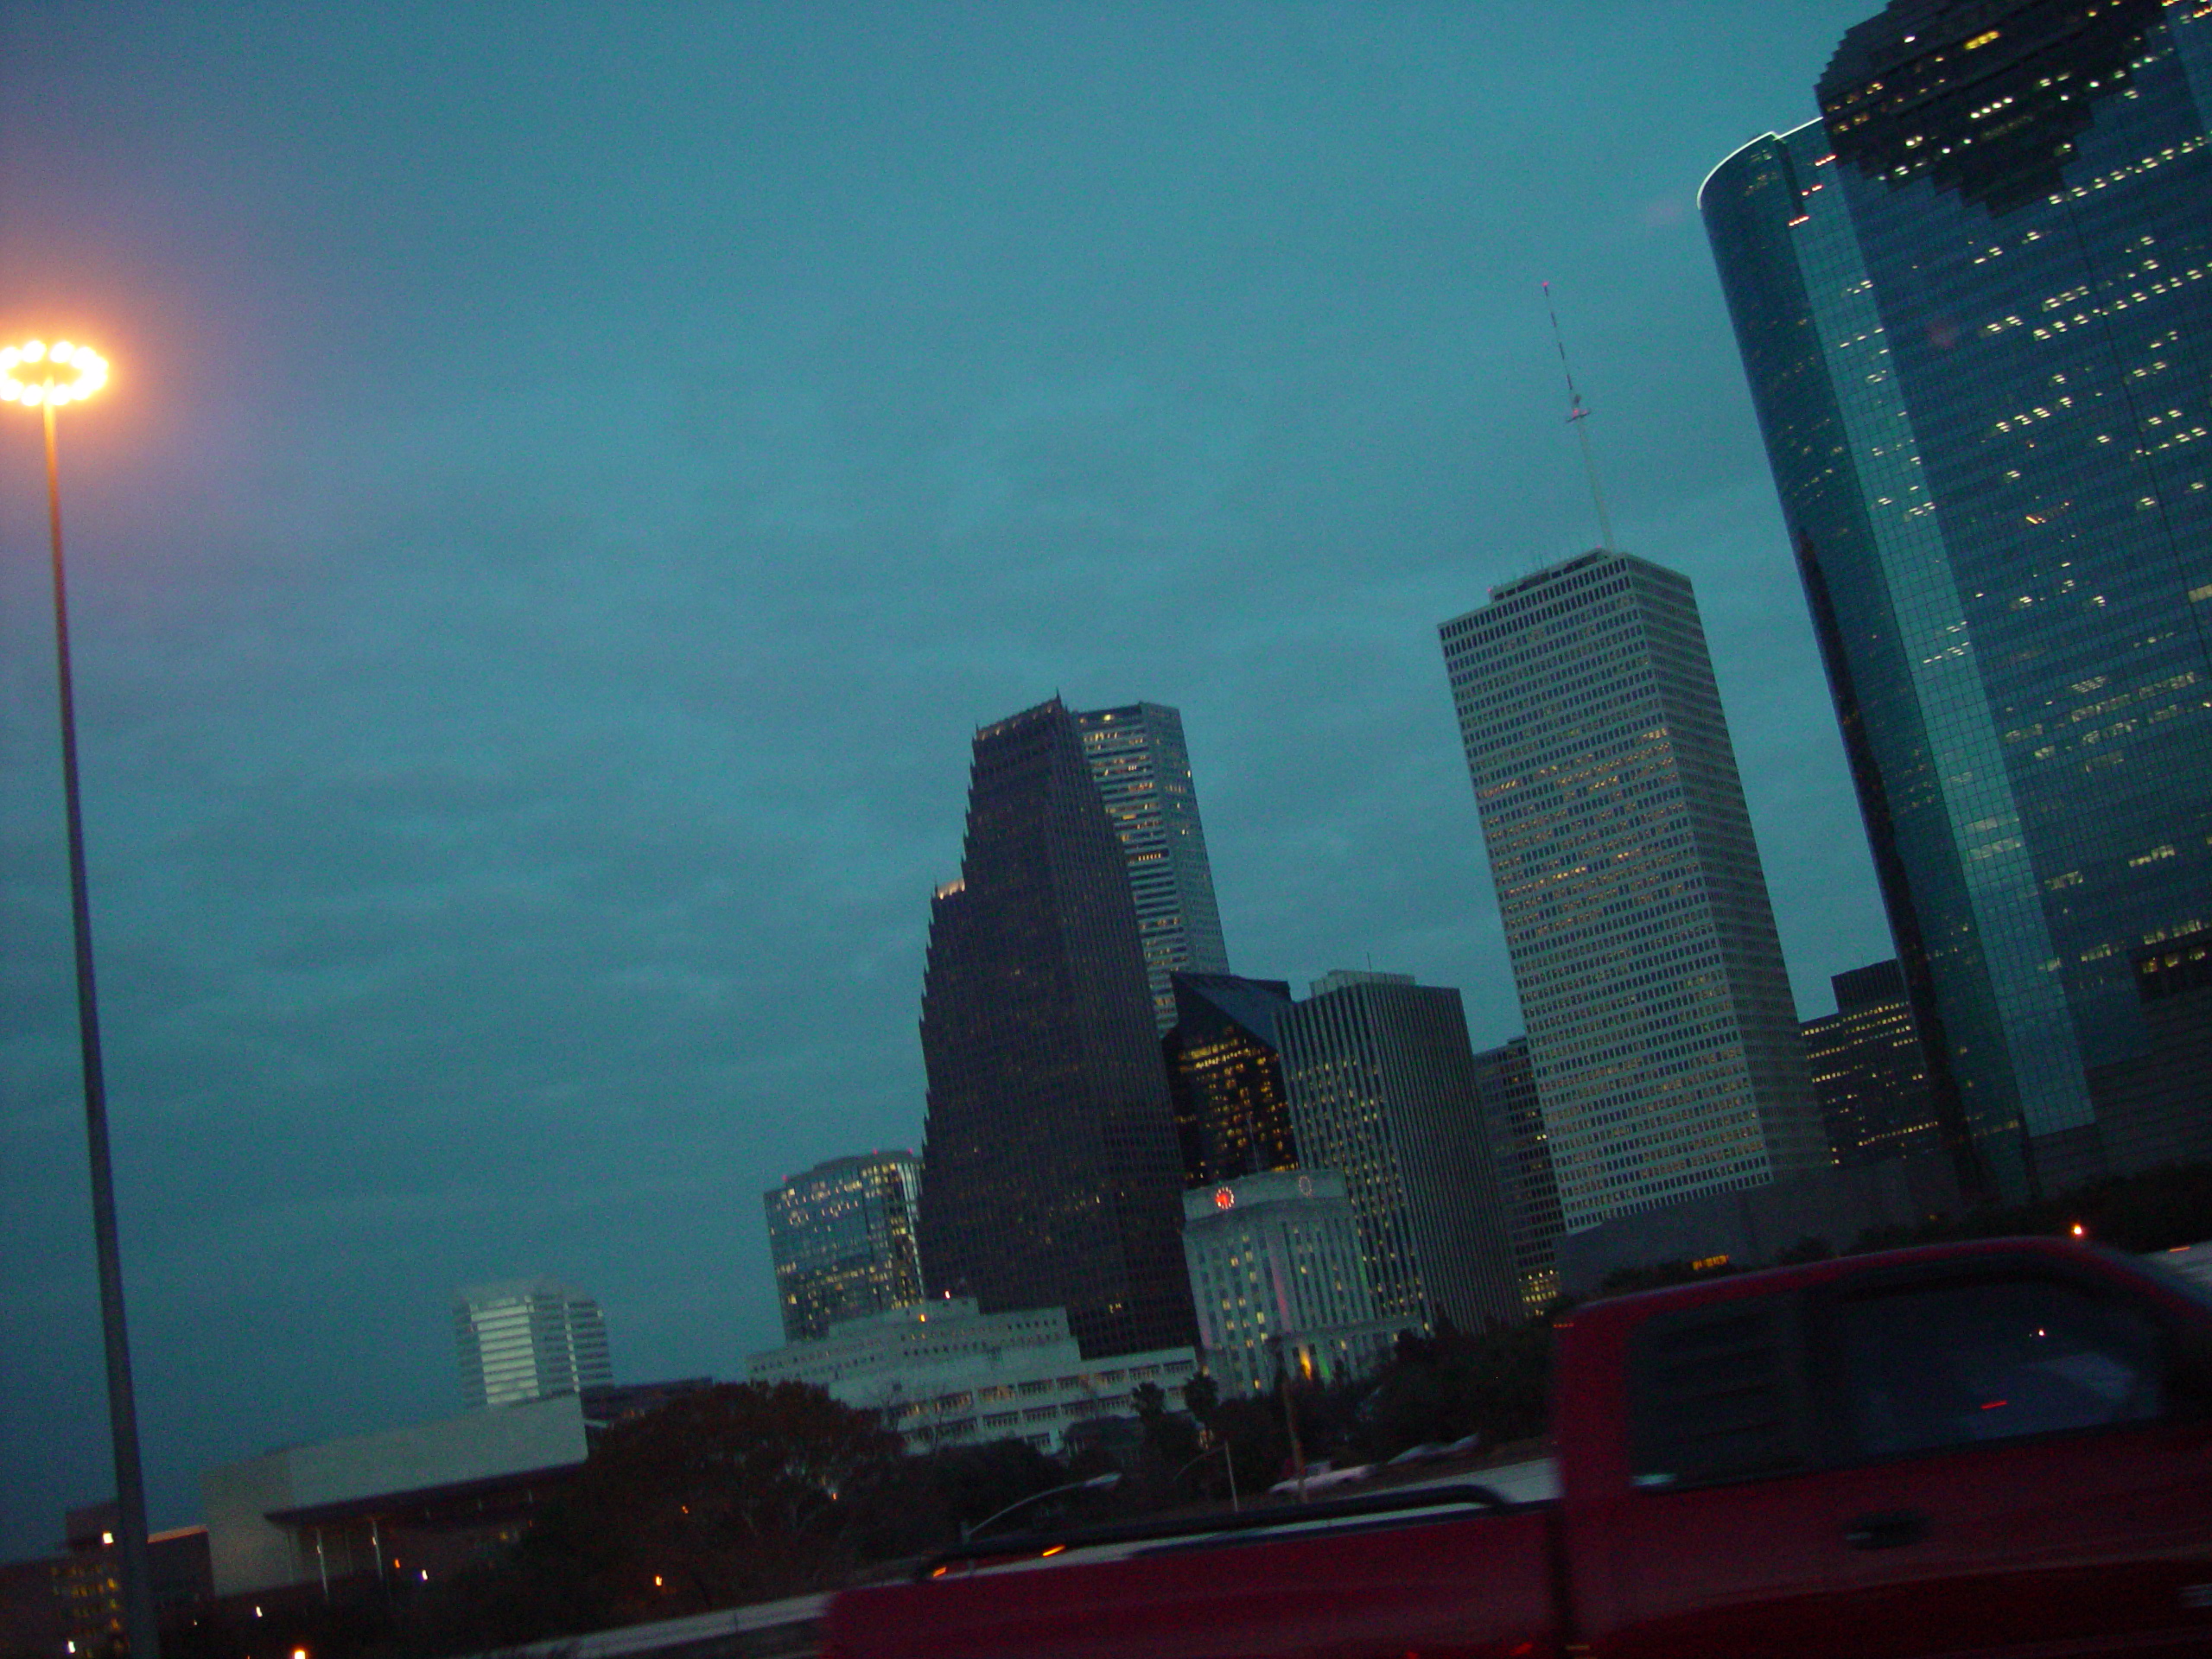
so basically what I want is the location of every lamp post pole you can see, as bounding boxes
[9,341,156,1659]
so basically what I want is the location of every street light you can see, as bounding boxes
[959,1471,1122,1542]
[3,339,158,1659]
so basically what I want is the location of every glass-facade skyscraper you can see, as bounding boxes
[917,698,1198,1358]
[1074,703,1232,1033]
[1703,0,2212,1197]
[1161,971,1300,1188]
[762,1151,924,1342]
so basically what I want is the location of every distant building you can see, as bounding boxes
[200,1395,589,1597]
[1075,703,1232,1032]
[1802,960,1941,1166]
[1471,1037,1565,1315]
[1440,549,1828,1233]
[918,698,1196,1358]
[454,1280,613,1410]
[2089,928,2212,1175]
[1179,1171,1400,1397]
[746,1299,1198,1455]
[763,1152,925,1342]
[1276,971,1520,1333]
[1162,972,1300,1188]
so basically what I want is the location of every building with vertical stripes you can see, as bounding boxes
[454,1280,613,1410]
[1440,550,1827,1236]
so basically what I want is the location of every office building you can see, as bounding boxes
[1440,550,1829,1235]
[763,1151,925,1341]
[1471,1037,1566,1314]
[1162,971,1300,1188]
[2088,926,2212,1175]
[1701,0,2212,1197]
[917,698,1198,1357]
[1075,703,1233,1032]
[746,1300,1199,1455]
[1179,1171,1399,1396]
[454,1279,613,1411]
[1803,960,1942,1166]
[1274,970,1520,1332]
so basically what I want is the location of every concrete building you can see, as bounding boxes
[1440,550,1828,1235]
[1275,971,1520,1333]
[1702,1,2212,1197]
[763,1151,924,1342]
[1179,1171,1401,1397]
[1803,960,1942,1166]
[200,1395,589,1597]
[454,1279,613,1410]
[1074,703,1232,1032]
[918,698,1196,1358]
[1471,1037,1566,1315]
[746,1300,1198,1455]
[1162,972,1300,1188]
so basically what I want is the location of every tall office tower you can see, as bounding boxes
[763,1151,925,1342]
[1074,704,1232,1032]
[1162,971,1300,1188]
[1274,971,1520,1332]
[1179,1171,1389,1396]
[1440,550,1829,1235]
[1802,961,1942,1167]
[918,698,1198,1358]
[454,1280,613,1410]
[1702,1,2212,1198]
[1471,1037,1565,1315]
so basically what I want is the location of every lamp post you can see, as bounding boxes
[959,1471,1122,1543]
[1,339,157,1659]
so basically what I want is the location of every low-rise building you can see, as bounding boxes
[200,1394,588,1598]
[745,1300,1198,1454]
[1180,1171,1404,1395]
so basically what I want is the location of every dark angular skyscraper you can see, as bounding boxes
[1802,961,1942,1168]
[1704,0,2212,1198]
[917,699,1198,1358]
[1162,972,1299,1188]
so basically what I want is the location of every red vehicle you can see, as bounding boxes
[825,1238,2212,1657]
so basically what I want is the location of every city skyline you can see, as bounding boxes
[1,3,1897,1552]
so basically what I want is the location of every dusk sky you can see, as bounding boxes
[0,3,1885,1553]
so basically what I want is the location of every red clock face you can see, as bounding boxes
[1213,1187,1235,1209]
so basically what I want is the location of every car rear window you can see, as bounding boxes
[1628,1296,1810,1490]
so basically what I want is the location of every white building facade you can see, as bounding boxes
[1180,1170,1401,1396]
[1440,550,1828,1234]
[746,1299,1198,1454]
[454,1279,613,1410]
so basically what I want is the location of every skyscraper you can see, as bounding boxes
[1162,971,1300,1188]
[1802,961,1942,1167]
[1470,1036,1565,1315]
[1440,550,1829,1235]
[763,1151,925,1342]
[917,698,1198,1358]
[1702,0,2212,1198]
[1274,970,1520,1332]
[454,1280,613,1410]
[1074,703,1232,1032]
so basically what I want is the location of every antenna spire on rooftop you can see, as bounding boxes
[1543,281,1617,553]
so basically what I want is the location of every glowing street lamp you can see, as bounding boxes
[3,338,159,1659]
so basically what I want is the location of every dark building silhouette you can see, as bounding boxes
[1704,0,2212,1198]
[1803,960,1942,1167]
[1162,972,1299,1188]
[917,698,1198,1358]
[2089,928,2212,1174]
[1471,1036,1564,1315]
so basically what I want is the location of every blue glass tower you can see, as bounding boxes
[1703,0,2212,1198]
